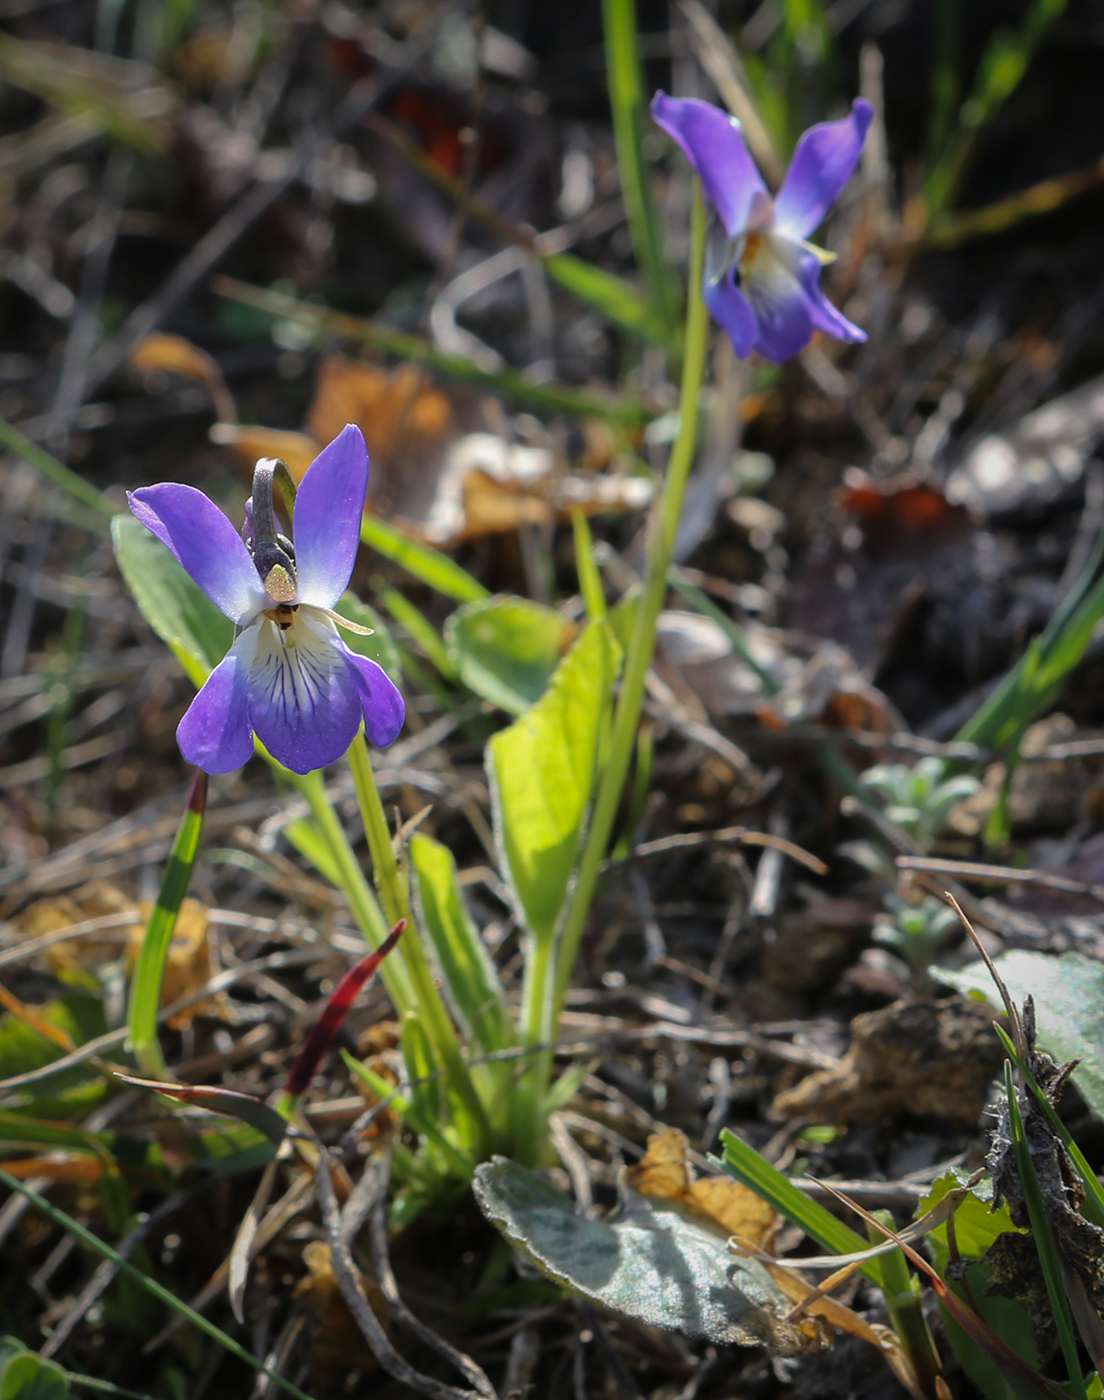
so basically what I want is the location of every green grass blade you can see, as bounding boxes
[0,412,115,522]
[360,515,488,604]
[572,508,607,621]
[714,1128,885,1286]
[541,251,668,344]
[925,0,1068,220]
[68,1374,159,1400]
[957,525,1104,752]
[1003,1062,1088,1399]
[603,0,679,340]
[928,0,961,168]
[993,1025,1104,1229]
[378,588,456,680]
[127,770,208,1078]
[0,1166,317,1400]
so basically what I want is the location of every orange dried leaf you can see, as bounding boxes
[209,425,319,481]
[626,1128,777,1250]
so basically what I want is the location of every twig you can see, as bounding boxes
[0,947,324,1093]
[311,1133,490,1400]
[549,1113,595,1213]
[898,855,1104,907]
[367,1154,497,1400]
[607,824,827,875]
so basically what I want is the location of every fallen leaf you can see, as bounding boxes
[626,1128,778,1251]
[129,333,235,423]
[130,897,214,1028]
[208,424,320,480]
[13,884,215,1027]
[626,1132,927,1398]
[295,1239,387,1386]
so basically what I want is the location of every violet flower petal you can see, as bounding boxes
[343,647,406,748]
[796,247,866,344]
[293,425,369,609]
[740,240,814,363]
[773,98,873,240]
[128,483,267,625]
[177,636,256,773]
[651,93,768,238]
[705,274,759,359]
[247,612,364,774]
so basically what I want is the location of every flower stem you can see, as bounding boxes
[513,930,556,1165]
[293,767,416,1013]
[348,733,493,1155]
[552,179,709,1024]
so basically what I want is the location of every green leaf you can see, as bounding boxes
[0,995,108,1096]
[938,950,1104,1118]
[380,588,455,680]
[918,1171,1018,1261]
[472,1157,826,1353]
[0,1341,24,1373]
[112,1074,289,1147]
[111,514,233,686]
[409,832,515,1055]
[542,252,669,345]
[0,1351,70,1400]
[488,620,620,944]
[0,1112,109,1156]
[282,817,343,888]
[446,596,575,715]
[333,593,402,685]
[360,515,489,604]
[128,772,207,1079]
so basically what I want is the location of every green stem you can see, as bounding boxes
[348,734,493,1156]
[348,734,411,928]
[552,181,708,1023]
[868,1211,942,1400]
[513,931,556,1166]
[0,412,115,521]
[292,768,416,1014]
[602,0,679,342]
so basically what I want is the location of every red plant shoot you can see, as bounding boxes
[283,920,405,1103]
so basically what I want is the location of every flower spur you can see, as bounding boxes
[651,93,872,363]
[128,424,405,775]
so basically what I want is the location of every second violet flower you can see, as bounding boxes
[129,424,404,776]
[651,93,872,363]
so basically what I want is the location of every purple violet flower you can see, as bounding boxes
[128,424,404,775]
[651,93,873,363]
